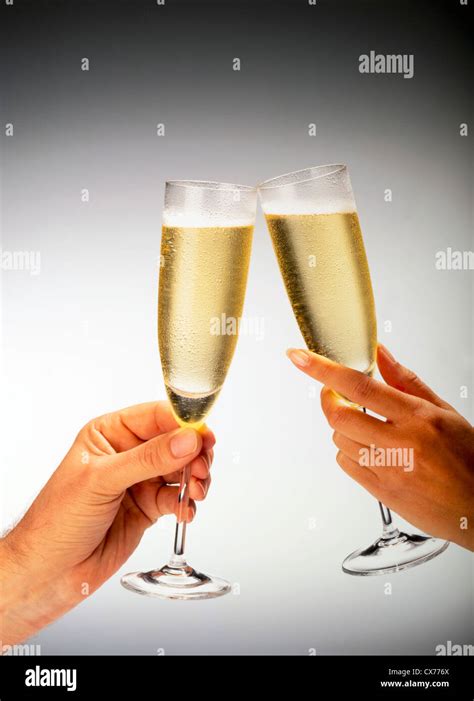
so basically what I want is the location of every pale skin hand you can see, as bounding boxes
[0,401,215,645]
[287,344,474,551]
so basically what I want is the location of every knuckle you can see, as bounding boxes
[76,419,95,442]
[93,413,111,432]
[76,415,110,450]
[203,477,212,498]
[328,405,348,429]
[404,367,419,384]
[412,398,432,420]
[336,450,352,473]
[141,439,162,471]
[413,403,445,436]
[317,363,332,385]
[352,373,372,402]
[427,412,446,436]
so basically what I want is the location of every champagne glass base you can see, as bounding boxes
[121,560,231,600]
[342,532,449,576]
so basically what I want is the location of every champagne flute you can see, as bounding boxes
[258,164,449,575]
[121,180,256,598]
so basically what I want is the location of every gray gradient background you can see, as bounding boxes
[1,0,472,654]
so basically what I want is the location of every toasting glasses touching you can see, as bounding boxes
[258,164,449,575]
[121,181,257,599]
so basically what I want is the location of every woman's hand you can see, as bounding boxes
[0,401,214,645]
[287,344,474,551]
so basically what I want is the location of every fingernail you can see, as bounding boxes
[205,430,216,447]
[170,429,198,458]
[198,481,206,498]
[287,348,311,367]
[201,426,216,448]
[379,344,396,362]
[200,453,210,471]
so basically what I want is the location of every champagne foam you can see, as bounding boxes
[261,201,356,216]
[162,210,254,228]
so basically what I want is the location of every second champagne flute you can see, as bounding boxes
[121,180,257,599]
[258,164,449,575]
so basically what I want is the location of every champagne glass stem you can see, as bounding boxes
[169,464,191,567]
[378,501,399,539]
[362,408,400,541]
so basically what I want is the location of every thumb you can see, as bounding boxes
[97,427,202,493]
[377,344,453,411]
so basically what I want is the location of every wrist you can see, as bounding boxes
[0,534,79,646]
[0,535,30,646]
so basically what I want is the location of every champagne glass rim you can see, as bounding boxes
[166,180,256,192]
[258,164,347,190]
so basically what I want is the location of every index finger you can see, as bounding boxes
[94,401,215,452]
[118,401,179,439]
[287,348,419,420]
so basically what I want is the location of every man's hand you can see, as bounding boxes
[0,401,214,645]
